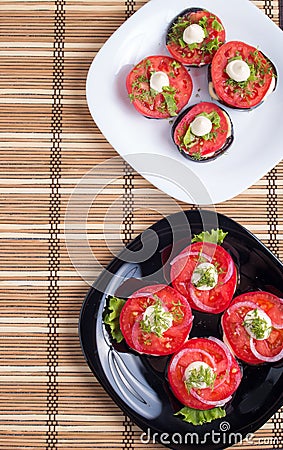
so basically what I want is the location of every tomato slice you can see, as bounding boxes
[119,284,193,355]
[166,9,226,66]
[172,102,234,162]
[126,55,193,119]
[210,41,276,109]
[170,242,237,314]
[168,337,242,410]
[222,291,283,365]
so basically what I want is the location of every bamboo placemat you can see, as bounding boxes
[0,0,282,449]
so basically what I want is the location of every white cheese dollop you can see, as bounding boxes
[183,24,205,45]
[226,59,250,82]
[191,116,212,137]
[150,71,170,93]
[142,304,173,335]
[191,262,218,291]
[184,361,215,389]
[243,308,272,340]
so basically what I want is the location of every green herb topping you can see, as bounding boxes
[185,363,216,391]
[198,15,209,37]
[162,86,178,116]
[192,263,218,289]
[243,308,272,340]
[140,296,173,337]
[203,36,221,54]
[175,406,226,426]
[212,18,223,31]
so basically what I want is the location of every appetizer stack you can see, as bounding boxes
[126,7,277,162]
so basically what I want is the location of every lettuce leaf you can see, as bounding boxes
[174,406,226,426]
[104,296,126,343]
[191,228,228,245]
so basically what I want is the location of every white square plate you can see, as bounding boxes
[86,0,283,205]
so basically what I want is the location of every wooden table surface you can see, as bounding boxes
[0,1,282,449]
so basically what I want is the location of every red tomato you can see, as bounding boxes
[166,9,226,66]
[126,55,193,119]
[222,291,283,365]
[210,41,276,109]
[172,102,233,162]
[170,242,237,314]
[119,284,193,355]
[168,337,242,410]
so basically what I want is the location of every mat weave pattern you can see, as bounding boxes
[0,1,282,449]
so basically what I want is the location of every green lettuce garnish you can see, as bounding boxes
[162,86,178,116]
[182,111,221,149]
[104,296,126,343]
[183,125,194,148]
[175,406,226,426]
[191,228,228,245]
[212,18,223,31]
[199,111,220,129]
[204,37,221,54]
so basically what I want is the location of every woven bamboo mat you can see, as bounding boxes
[0,0,282,449]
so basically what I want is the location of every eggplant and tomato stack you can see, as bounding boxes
[118,284,193,355]
[172,101,234,162]
[209,41,277,110]
[168,337,242,411]
[166,8,226,67]
[222,291,283,365]
[126,55,193,119]
[170,231,237,313]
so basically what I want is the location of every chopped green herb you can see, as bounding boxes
[228,55,243,63]
[140,296,173,338]
[198,16,209,37]
[202,131,217,142]
[243,309,272,340]
[192,264,217,289]
[183,125,196,148]
[203,37,221,54]
[199,111,220,128]
[171,60,181,69]
[104,296,126,343]
[168,18,192,48]
[214,261,226,275]
[185,364,216,391]
[211,18,223,31]
[128,93,134,103]
[135,90,154,104]
[187,42,199,51]
[162,86,177,116]
[178,37,187,48]
[171,300,184,322]
[175,406,226,426]
[191,150,202,160]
